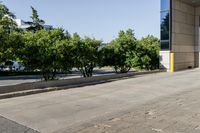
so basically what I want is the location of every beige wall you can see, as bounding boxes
[195,7,200,67]
[172,0,196,70]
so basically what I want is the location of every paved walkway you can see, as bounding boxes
[0,69,200,133]
[0,116,39,133]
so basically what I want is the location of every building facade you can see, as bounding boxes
[160,0,200,72]
[15,19,53,30]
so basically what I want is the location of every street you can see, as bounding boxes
[0,69,116,87]
[0,69,200,133]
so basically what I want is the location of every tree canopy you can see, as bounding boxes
[0,2,160,80]
[0,2,17,32]
[69,33,102,77]
[21,29,65,80]
[100,29,138,73]
[0,3,19,64]
[130,35,160,70]
[27,6,45,31]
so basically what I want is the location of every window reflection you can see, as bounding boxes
[161,12,169,40]
[161,0,170,11]
[160,0,170,50]
[161,40,170,50]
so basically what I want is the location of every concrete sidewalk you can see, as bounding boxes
[0,69,200,133]
[0,116,39,133]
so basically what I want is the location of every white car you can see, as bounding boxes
[3,60,25,71]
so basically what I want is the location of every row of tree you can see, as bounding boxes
[0,2,160,80]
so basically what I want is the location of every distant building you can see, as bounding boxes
[14,19,53,30]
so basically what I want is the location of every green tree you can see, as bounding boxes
[0,2,17,32]
[21,29,65,80]
[57,33,73,72]
[0,28,9,63]
[0,29,24,65]
[100,29,137,73]
[0,2,15,18]
[133,35,160,70]
[70,33,102,77]
[0,2,21,65]
[27,6,45,31]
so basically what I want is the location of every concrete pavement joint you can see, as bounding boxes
[0,115,39,133]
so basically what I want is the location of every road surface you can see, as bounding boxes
[0,69,116,86]
[0,69,200,133]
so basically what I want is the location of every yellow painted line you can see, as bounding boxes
[170,53,174,72]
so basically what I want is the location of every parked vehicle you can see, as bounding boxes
[0,65,3,71]
[3,60,25,71]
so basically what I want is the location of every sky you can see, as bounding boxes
[2,0,160,42]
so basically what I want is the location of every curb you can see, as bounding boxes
[0,70,164,100]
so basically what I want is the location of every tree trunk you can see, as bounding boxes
[51,69,57,80]
[79,65,94,78]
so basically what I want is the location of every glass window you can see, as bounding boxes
[161,40,170,50]
[161,0,170,11]
[160,0,170,50]
[161,11,169,40]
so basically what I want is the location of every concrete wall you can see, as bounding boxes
[195,7,200,67]
[160,51,170,71]
[172,0,196,70]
